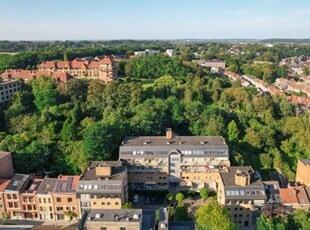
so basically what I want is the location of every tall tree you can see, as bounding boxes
[195,199,235,230]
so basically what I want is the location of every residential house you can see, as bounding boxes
[20,179,42,219]
[52,175,80,220]
[217,166,267,228]
[77,161,128,216]
[0,179,10,219]
[3,174,32,219]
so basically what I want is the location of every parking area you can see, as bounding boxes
[132,193,169,210]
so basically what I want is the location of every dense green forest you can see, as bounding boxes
[0,54,309,180]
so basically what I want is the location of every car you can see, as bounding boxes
[133,194,139,203]
[144,196,150,205]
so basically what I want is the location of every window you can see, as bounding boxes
[120,228,126,230]
[56,198,61,202]
[115,202,119,205]
[101,228,107,230]
[56,207,63,211]
[67,198,72,203]
[107,202,111,205]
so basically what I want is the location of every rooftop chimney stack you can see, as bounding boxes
[95,164,112,177]
[235,169,251,186]
[166,128,172,139]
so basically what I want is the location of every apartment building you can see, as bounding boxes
[38,56,117,83]
[296,159,310,186]
[37,178,57,220]
[82,209,143,230]
[1,69,72,82]
[77,161,128,216]
[0,151,14,179]
[0,179,10,219]
[0,79,21,108]
[3,174,32,219]
[119,128,230,192]
[217,166,267,228]
[20,179,42,219]
[52,175,80,220]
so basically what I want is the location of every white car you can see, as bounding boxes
[133,194,139,203]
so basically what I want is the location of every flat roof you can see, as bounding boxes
[80,161,126,181]
[5,174,30,192]
[86,209,142,223]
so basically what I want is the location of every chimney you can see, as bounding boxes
[95,164,112,177]
[166,128,173,139]
[235,169,250,186]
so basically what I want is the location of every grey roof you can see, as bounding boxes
[22,179,42,194]
[263,181,282,203]
[120,136,228,158]
[37,178,57,194]
[220,166,263,187]
[80,161,126,181]
[220,167,266,200]
[86,209,142,223]
[5,174,30,192]
[300,159,310,166]
[121,136,227,147]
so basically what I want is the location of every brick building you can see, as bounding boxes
[217,166,267,228]
[20,179,42,219]
[296,159,310,186]
[38,56,117,83]
[77,161,128,216]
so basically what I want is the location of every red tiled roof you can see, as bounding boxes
[279,187,310,205]
[38,61,56,69]
[287,96,310,107]
[71,59,87,69]
[88,61,100,68]
[57,61,70,69]
[99,56,114,64]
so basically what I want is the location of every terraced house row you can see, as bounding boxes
[0,55,117,83]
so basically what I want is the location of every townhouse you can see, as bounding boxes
[20,179,42,219]
[77,161,128,216]
[0,179,10,219]
[217,166,267,228]
[3,174,32,219]
[119,128,230,192]
[36,178,57,220]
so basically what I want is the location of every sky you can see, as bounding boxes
[0,0,310,40]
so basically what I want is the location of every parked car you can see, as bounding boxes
[133,194,139,203]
